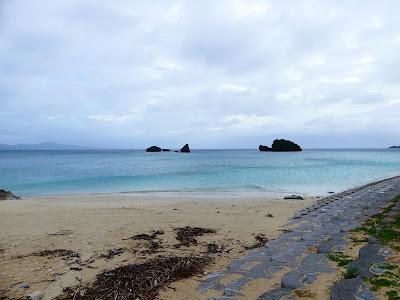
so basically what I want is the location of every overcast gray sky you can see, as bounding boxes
[1,0,399,148]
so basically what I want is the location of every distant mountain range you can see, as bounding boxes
[0,142,89,150]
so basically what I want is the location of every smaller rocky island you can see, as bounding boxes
[259,139,302,152]
[146,146,162,152]
[389,145,400,149]
[146,144,191,153]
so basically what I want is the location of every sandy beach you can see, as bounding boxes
[0,193,314,300]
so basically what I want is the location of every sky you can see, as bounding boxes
[1,0,400,149]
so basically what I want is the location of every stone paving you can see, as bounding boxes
[330,238,387,300]
[197,176,400,300]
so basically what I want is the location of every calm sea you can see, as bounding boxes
[0,149,399,197]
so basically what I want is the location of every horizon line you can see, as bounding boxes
[0,147,396,151]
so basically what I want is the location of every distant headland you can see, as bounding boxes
[259,139,302,152]
[0,141,89,150]
[389,145,400,149]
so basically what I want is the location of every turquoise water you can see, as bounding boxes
[0,149,400,196]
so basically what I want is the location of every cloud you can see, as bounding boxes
[220,84,254,93]
[222,114,277,128]
[87,114,141,123]
[0,0,400,148]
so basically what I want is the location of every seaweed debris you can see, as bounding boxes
[174,226,216,246]
[129,230,165,254]
[206,242,223,253]
[16,249,80,259]
[57,256,212,300]
[129,229,164,241]
[100,248,125,259]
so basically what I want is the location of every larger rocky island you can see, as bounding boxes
[259,139,302,152]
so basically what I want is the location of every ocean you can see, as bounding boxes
[0,149,400,197]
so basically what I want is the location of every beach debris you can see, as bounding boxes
[174,226,216,247]
[57,256,212,300]
[206,242,225,254]
[45,230,73,236]
[142,240,163,254]
[28,291,43,300]
[14,249,83,273]
[36,249,83,272]
[328,191,335,194]
[124,229,164,241]
[0,189,20,200]
[207,243,219,253]
[283,195,304,200]
[266,213,274,218]
[133,230,164,241]
[99,248,125,259]
[20,283,29,289]
[128,230,165,253]
[205,242,232,254]
[180,143,191,153]
[32,249,79,259]
[244,233,268,250]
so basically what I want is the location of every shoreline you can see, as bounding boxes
[8,174,400,200]
[18,190,310,200]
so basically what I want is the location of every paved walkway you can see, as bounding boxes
[197,176,400,299]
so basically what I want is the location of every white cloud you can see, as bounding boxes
[87,114,141,123]
[220,84,254,93]
[222,114,277,128]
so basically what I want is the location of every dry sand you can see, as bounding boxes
[0,193,314,299]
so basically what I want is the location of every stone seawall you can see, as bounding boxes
[198,176,400,299]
